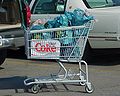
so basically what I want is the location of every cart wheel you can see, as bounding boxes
[85,83,94,93]
[79,76,85,86]
[80,82,85,86]
[82,41,93,63]
[31,84,40,94]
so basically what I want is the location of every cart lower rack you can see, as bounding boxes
[24,21,94,94]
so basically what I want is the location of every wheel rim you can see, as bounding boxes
[80,82,85,86]
[85,83,94,93]
[31,84,39,94]
[85,86,94,93]
[0,49,6,65]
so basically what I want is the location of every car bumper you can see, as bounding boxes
[0,36,14,49]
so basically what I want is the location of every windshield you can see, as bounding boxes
[31,0,67,14]
[83,0,120,8]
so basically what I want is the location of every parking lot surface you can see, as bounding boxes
[0,53,120,96]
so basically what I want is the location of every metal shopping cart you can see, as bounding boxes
[24,20,94,94]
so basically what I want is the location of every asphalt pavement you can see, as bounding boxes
[0,50,120,96]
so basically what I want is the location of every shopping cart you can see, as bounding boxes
[24,20,94,94]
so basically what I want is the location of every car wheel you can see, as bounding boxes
[0,49,7,66]
[82,41,93,63]
[30,84,40,94]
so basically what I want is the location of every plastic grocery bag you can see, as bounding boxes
[72,8,93,26]
[30,24,45,30]
[55,15,74,45]
[31,20,52,39]
[31,19,45,30]
[44,20,55,28]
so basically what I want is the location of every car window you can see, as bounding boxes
[84,0,120,8]
[32,0,66,14]
[27,0,32,4]
[112,0,120,5]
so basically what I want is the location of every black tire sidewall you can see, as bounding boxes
[82,41,93,63]
[0,49,7,66]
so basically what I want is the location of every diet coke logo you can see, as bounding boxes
[35,42,57,53]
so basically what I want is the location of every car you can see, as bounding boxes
[0,0,24,65]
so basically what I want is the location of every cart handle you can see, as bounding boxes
[30,25,85,34]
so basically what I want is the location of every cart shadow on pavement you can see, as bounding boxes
[0,76,88,94]
[0,67,4,70]
[0,76,28,93]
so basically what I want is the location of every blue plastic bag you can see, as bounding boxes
[64,11,74,26]
[30,24,45,30]
[56,15,74,45]
[44,20,55,28]
[61,29,73,45]
[53,14,68,28]
[72,8,94,26]
[59,15,69,26]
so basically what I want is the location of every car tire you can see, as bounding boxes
[0,49,7,66]
[82,41,93,63]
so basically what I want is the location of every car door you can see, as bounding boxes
[83,0,120,48]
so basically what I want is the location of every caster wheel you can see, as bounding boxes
[80,82,85,86]
[85,83,94,93]
[31,84,40,94]
[79,76,85,86]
